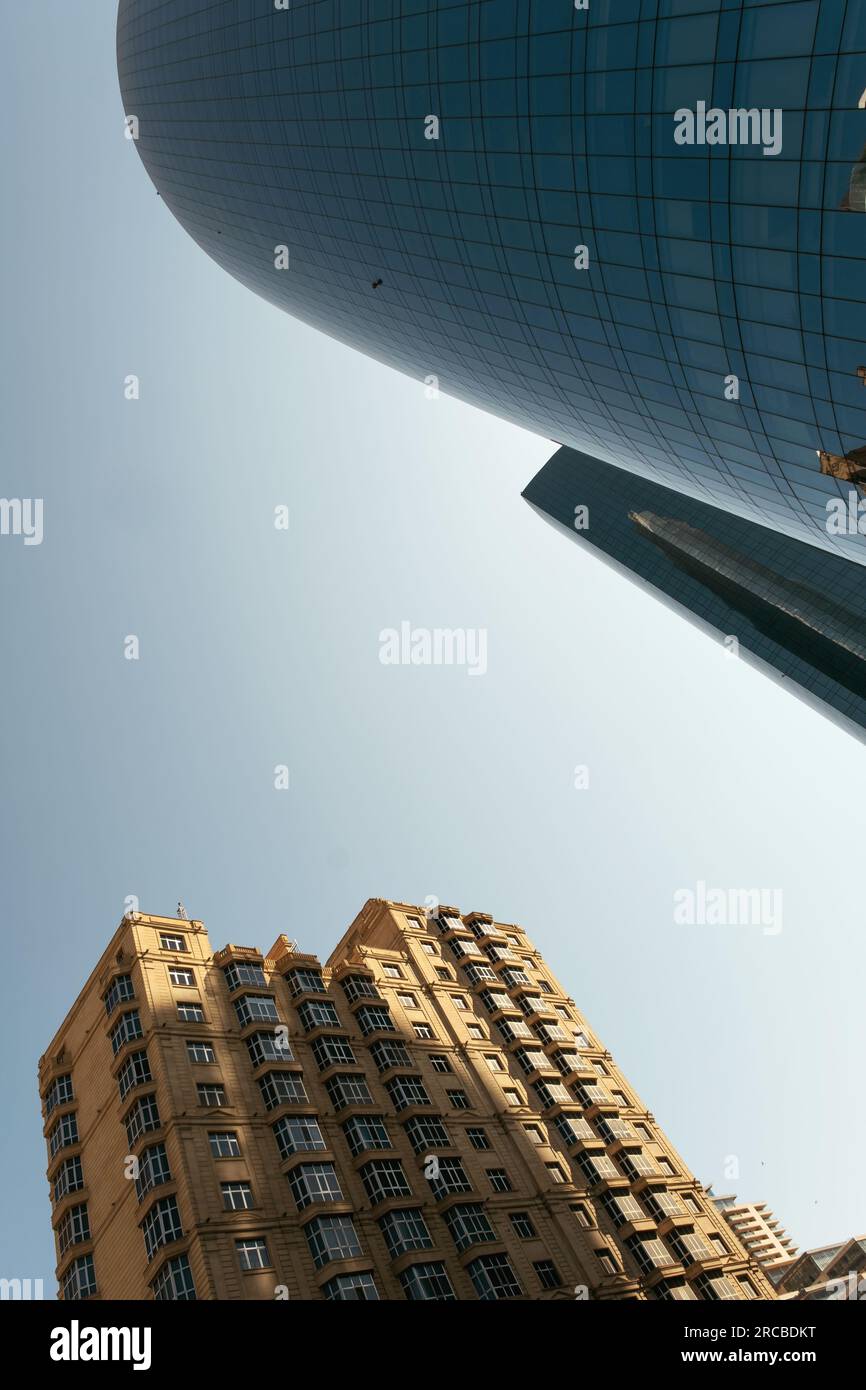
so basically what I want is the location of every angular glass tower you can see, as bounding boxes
[117,0,866,734]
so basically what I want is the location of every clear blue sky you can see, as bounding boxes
[1,3,863,1294]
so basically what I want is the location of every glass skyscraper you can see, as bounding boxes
[117,0,866,733]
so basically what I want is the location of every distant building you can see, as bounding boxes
[712,1195,798,1271]
[773,1237,866,1301]
[713,1194,865,1300]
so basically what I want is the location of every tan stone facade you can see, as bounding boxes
[39,900,776,1301]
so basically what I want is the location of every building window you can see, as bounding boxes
[534,1259,562,1290]
[104,974,134,1016]
[159,934,186,952]
[369,1039,412,1072]
[695,1273,740,1300]
[384,1075,431,1111]
[311,1035,357,1070]
[429,1054,452,1073]
[208,1131,240,1159]
[515,1046,548,1075]
[168,967,195,987]
[383,965,402,979]
[625,1235,673,1277]
[289,1163,344,1209]
[399,1262,457,1301]
[61,1254,96,1301]
[572,1200,592,1234]
[233,994,279,1028]
[429,1157,472,1200]
[403,1115,451,1153]
[341,1114,391,1157]
[463,964,496,984]
[322,1272,380,1301]
[467,1252,523,1300]
[501,968,530,988]
[53,1155,84,1204]
[451,995,468,1010]
[285,968,325,997]
[419,941,436,955]
[110,1010,144,1056]
[297,999,341,1032]
[355,1004,395,1036]
[325,1073,374,1110]
[487,1168,512,1193]
[221,1181,254,1211]
[495,1018,531,1043]
[151,1253,196,1301]
[435,967,451,980]
[236,1238,271,1271]
[466,1127,489,1151]
[135,1143,171,1202]
[378,1208,433,1258]
[45,1074,74,1116]
[359,1159,412,1206]
[525,1125,545,1145]
[414,1024,434,1040]
[258,1070,308,1110]
[533,1080,570,1107]
[125,1094,161,1147]
[600,1192,644,1229]
[396,992,418,1008]
[197,1083,227,1108]
[56,1202,90,1257]
[546,1163,567,1184]
[554,1114,593,1146]
[509,1212,537,1239]
[466,1025,484,1039]
[339,974,380,1004]
[141,1196,183,1261]
[668,1230,715,1266]
[595,1250,618,1277]
[304,1215,362,1270]
[273,1114,326,1159]
[446,1089,470,1110]
[186,1040,216,1064]
[484,1054,505,1072]
[246,1031,293,1067]
[48,1112,79,1160]
[117,1050,152,1101]
[222,960,267,991]
[177,1003,204,1023]
[503,1089,522,1107]
[442,1203,496,1254]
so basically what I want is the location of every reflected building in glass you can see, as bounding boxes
[117,0,866,733]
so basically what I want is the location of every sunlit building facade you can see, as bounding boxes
[40,902,774,1300]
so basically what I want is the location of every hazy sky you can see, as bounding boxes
[2,3,864,1294]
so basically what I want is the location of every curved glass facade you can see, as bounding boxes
[117,0,866,563]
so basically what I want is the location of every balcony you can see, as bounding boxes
[213,944,264,968]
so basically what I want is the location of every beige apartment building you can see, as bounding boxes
[39,900,776,1301]
[712,1196,798,1271]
